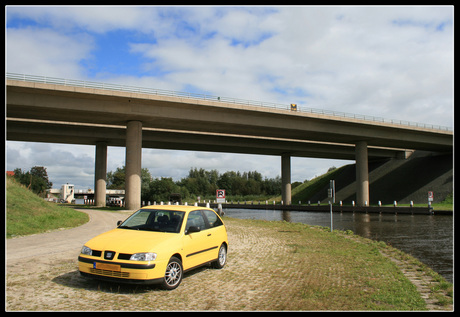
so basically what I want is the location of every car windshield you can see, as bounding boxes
[118,209,185,233]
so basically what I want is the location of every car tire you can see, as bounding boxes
[161,256,183,290]
[212,244,227,269]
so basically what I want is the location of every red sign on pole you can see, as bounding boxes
[216,189,226,203]
[428,191,434,202]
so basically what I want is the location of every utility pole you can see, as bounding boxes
[328,180,335,232]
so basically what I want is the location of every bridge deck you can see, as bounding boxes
[6,77,453,155]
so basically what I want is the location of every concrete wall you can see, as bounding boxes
[309,152,453,204]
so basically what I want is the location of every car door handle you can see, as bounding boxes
[207,233,212,236]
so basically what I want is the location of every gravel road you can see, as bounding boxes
[7,209,129,262]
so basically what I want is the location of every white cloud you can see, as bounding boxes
[6,6,160,34]
[6,27,93,78]
[261,6,453,124]
[121,6,453,126]
[142,149,281,181]
[6,142,95,188]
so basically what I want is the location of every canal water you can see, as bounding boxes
[223,208,453,283]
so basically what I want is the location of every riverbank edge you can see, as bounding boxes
[378,247,454,311]
[342,225,453,311]
[223,216,453,311]
[205,202,452,215]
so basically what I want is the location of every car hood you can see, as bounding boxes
[85,228,182,255]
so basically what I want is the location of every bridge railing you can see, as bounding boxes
[7,73,452,132]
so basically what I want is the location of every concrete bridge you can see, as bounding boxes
[49,188,125,197]
[6,74,453,209]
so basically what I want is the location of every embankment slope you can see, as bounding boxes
[295,151,452,205]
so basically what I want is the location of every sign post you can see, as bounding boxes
[428,191,434,211]
[329,180,335,232]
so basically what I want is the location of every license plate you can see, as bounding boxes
[94,262,121,271]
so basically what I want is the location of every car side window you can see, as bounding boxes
[186,210,206,232]
[203,210,223,228]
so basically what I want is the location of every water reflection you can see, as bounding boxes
[282,210,291,222]
[224,208,453,283]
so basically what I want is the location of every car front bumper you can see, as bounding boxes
[78,255,166,284]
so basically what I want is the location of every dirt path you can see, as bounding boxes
[7,209,129,263]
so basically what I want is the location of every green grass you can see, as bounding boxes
[432,192,454,211]
[226,218,452,310]
[6,177,89,238]
[377,193,453,211]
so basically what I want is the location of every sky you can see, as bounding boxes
[5,5,454,190]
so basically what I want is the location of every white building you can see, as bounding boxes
[61,183,75,203]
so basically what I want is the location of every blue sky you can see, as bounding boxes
[6,6,453,189]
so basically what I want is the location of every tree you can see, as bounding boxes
[148,177,180,202]
[217,172,234,194]
[182,167,214,196]
[327,166,337,173]
[107,167,126,189]
[13,166,52,197]
[107,166,153,202]
[141,168,153,202]
[105,166,283,202]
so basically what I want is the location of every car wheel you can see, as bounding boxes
[161,256,183,290]
[212,244,227,269]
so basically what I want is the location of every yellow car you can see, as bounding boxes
[78,205,228,290]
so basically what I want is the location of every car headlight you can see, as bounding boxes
[81,245,92,256]
[130,252,157,261]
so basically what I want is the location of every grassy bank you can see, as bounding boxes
[222,218,452,310]
[6,177,89,238]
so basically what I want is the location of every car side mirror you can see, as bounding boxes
[187,226,201,234]
[117,220,123,226]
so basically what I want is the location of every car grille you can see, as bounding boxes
[117,253,132,260]
[90,268,130,278]
[88,250,133,260]
[104,250,116,260]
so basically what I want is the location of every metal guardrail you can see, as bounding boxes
[6,73,452,132]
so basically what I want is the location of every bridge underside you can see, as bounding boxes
[7,118,410,161]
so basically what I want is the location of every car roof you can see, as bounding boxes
[140,205,213,213]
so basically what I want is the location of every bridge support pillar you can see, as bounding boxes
[125,121,142,210]
[355,141,369,206]
[281,154,292,205]
[94,141,107,207]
